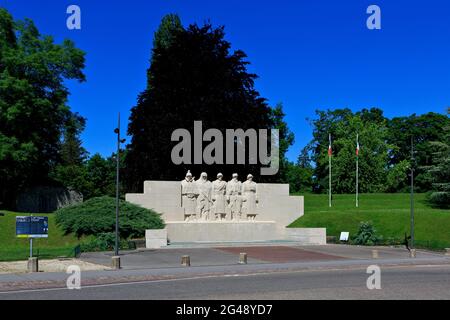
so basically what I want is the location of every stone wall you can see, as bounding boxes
[16,186,83,213]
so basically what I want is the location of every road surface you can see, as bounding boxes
[1,264,449,300]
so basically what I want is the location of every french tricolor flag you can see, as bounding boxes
[356,137,360,156]
[328,134,332,156]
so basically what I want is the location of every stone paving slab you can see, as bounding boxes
[81,247,266,270]
[217,246,346,263]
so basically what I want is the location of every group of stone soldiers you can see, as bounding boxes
[181,171,258,222]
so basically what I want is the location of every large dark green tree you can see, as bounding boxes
[125,15,292,191]
[0,8,85,208]
[387,112,450,192]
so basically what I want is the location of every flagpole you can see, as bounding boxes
[329,133,332,208]
[356,133,359,208]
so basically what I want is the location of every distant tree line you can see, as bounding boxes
[293,108,449,201]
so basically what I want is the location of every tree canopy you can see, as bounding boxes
[0,8,86,208]
[125,15,292,191]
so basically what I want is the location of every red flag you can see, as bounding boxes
[328,134,332,156]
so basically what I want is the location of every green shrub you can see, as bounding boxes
[80,232,132,252]
[55,196,164,238]
[426,191,450,209]
[351,221,382,246]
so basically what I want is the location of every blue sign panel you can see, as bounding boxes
[16,216,49,238]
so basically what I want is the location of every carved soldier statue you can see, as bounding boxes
[226,173,242,221]
[242,174,258,221]
[181,170,198,221]
[212,173,228,221]
[196,172,212,221]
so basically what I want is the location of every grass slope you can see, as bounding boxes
[0,211,80,261]
[289,193,450,249]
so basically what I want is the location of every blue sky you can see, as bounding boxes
[2,0,450,161]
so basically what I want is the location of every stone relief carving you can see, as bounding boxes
[181,170,198,221]
[196,172,212,221]
[241,174,258,221]
[212,173,228,221]
[181,171,258,222]
[226,173,243,221]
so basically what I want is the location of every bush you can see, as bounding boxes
[426,191,450,209]
[80,232,132,252]
[55,196,165,238]
[351,221,382,246]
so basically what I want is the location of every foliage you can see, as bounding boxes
[351,221,382,246]
[79,232,132,252]
[84,153,118,198]
[425,108,450,208]
[283,161,314,193]
[125,15,293,192]
[55,196,164,238]
[0,8,85,208]
[385,160,410,192]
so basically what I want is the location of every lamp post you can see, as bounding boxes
[410,136,415,257]
[113,113,126,259]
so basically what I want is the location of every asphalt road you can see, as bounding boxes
[1,264,449,300]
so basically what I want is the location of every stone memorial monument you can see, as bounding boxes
[126,170,326,246]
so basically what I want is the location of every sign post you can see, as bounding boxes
[16,216,49,258]
[16,215,48,272]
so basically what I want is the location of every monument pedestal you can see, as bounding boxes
[166,221,280,243]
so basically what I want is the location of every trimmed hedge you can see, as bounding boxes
[55,196,164,238]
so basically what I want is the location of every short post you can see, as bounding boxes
[409,249,416,258]
[239,252,247,264]
[27,257,38,273]
[371,249,379,259]
[111,256,121,270]
[181,255,191,267]
[445,248,450,256]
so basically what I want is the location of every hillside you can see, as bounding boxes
[290,193,450,249]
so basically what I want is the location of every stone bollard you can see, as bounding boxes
[181,255,191,267]
[27,257,39,273]
[239,253,248,264]
[409,249,416,258]
[445,248,450,256]
[372,249,379,259]
[111,256,121,270]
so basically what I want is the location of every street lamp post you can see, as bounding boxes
[410,136,415,256]
[114,113,126,258]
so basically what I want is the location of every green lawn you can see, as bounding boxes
[0,211,81,261]
[289,193,450,249]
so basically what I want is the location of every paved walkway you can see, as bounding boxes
[80,244,443,269]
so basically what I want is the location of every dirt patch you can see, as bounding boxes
[0,259,109,274]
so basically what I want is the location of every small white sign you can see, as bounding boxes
[340,232,349,241]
